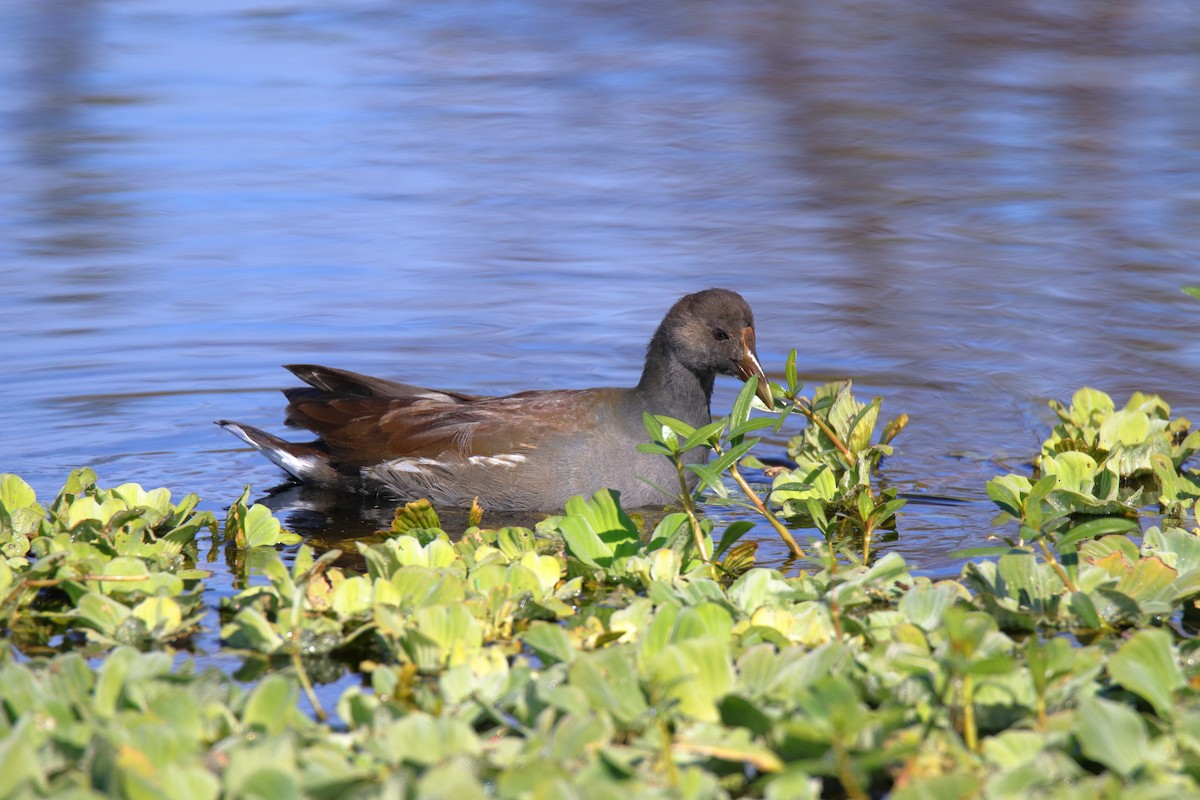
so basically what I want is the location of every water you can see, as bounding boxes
[4,0,1199,628]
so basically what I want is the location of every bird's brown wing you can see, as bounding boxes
[285,364,480,403]
[283,382,610,467]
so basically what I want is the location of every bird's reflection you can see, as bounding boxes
[250,480,562,550]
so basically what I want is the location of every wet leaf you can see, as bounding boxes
[241,504,301,547]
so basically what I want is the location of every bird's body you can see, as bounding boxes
[218,288,771,510]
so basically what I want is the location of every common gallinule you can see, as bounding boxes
[217,288,772,510]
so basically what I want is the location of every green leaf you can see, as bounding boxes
[76,591,132,633]
[719,541,757,577]
[545,712,613,762]
[520,551,562,594]
[985,473,1031,517]
[558,490,640,569]
[891,775,981,800]
[797,674,869,738]
[93,646,137,719]
[1073,695,1161,779]
[730,376,758,427]
[242,504,301,547]
[221,607,285,653]
[111,482,172,517]
[942,606,996,661]
[1067,387,1116,422]
[727,569,797,614]
[390,498,441,535]
[1115,556,1179,610]
[681,419,728,452]
[898,582,960,632]
[330,575,372,617]
[727,416,776,439]
[0,474,39,513]
[686,464,729,498]
[879,413,908,446]
[242,673,298,735]
[97,555,151,591]
[676,723,784,772]
[642,411,667,447]
[0,718,41,799]
[414,763,488,800]
[708,439,759,475]
[671,602,735,643]
[1056,516,1139,550]
[714,521,754,560]
[657,415,697,441]
[845,398,881,455]
[648,639,735,722]
[765,769,821,800]
[856,490,874,525]
[522,622,576,666]
[569,648,648,725]
[714,694,772,742]
[1108,628,1185,719]
[1026,473,1059,507]
[1068,591,1103,629]
[382,712,481,767]
[132,595,184,637]
[404,604,483,670]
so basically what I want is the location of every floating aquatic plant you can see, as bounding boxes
[8,358,1200,796]
[991,387,1200,522]
[767,364,908,563]
[0,469,214,650]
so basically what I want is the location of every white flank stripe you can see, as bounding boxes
[468,454,526,468]
[383,454,525,475]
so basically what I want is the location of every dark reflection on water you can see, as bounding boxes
[3,0,1198,638]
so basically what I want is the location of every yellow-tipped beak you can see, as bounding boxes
[734,327,774,410]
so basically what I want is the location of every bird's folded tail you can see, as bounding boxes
[216,420,343,485]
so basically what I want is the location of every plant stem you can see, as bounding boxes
[291,648,328,722]
[1036,538,1077,593]
[674,457,710,562]
[26,574,150,586]
[833,738,868,800]
[727,463,804,558]
[659,717,680,789]
[795,399,856,466]
[961,675,978,752]
[831,598,844,640]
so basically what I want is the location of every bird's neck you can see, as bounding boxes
[633,339,713,429]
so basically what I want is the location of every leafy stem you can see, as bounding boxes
[791,395,857,467]
[961,674,979,752]
[833,735,869,800]
[726,460,803,558]
[1036,536,1078,593]
[674,453,711,562]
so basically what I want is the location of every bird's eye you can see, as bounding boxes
[713,328,730,341]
